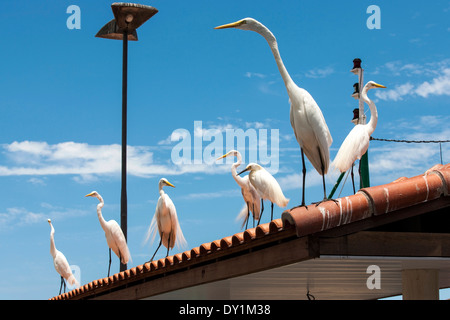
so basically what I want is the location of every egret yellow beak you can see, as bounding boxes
[85,192,95,197]
[166,181,176,188]
[216,153,229,161]
[215,20,246,29]
[373,83,386,88]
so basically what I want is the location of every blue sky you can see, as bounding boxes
[0,0,449,300]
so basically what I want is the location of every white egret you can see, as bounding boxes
[216,150,261,228]
[48,219,79,295]
[85,191,131,277]
[238,163,289,222]
[145,178,187,261]
[215,18,333,206]
[331,81,386,191]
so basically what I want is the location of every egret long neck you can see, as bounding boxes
[362,90,378,136]
[258,24,295,90]
[96,195,108,231]
[230,153,246,187]
[49,224,57,258]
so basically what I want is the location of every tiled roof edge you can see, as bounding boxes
[281,163,450,238]
[50,163,450,300]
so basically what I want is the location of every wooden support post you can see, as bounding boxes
[402,269,439,300]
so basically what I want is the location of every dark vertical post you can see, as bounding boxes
[360,152,370,189]
[120,29,128,272]
[96,3,159,274]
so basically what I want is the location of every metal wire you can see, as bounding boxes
[370,137,448,165]
[370,137,450,143]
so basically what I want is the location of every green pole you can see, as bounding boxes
[328,172,345,199]
[359,151,370,188]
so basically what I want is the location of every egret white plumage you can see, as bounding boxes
[217,150,261,228]
[215,18,333,206]
[145,178,186,261]
[331,81,386,191]
[85,191,131,277]
[238,163,289,222]
[48,219,79,295]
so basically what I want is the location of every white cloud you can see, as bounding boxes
[0,141,227,180]
[0,204,89,229]
[374,59,450,77]
[245,72,267,79]
[304,66,334,79]
[0,207,45,227]
[375,82,414,101]
[28,177,46,185]
[415,68,450,98]
[179,188,240,201]
[277,170,324,191]
[375,67,450,101]
[367,117,450,184]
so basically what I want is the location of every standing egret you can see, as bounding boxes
[48,219,79,295]
[215,18,333,206]
[216,150,261,229]
[238,163,289,222]
[145,178,186,261]
[331,81,386,191]
[85,191,131,277]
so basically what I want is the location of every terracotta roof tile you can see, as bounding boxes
[50,163,450,300]
[282,192,371,237]
[360,172,444,216]
[210,239,221,252]
[427,163,450,195]
[220,236,233,248]
[173,253,183,264]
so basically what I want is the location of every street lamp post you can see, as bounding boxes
[96,3,158,272]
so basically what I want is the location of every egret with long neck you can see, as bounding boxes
[85,191,131,277]
[217,150,261,228]
[48,219,78,295]
[145,178,187,261]
[215,18,333,206]
[331,81,386,191]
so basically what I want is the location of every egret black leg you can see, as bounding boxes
[251,203,256,228]
[314,147,338,207]
[59,276,63,295]
[108,248,112,277]
[257,199,264,226]
[301,148,307,206]
[245,202,250,230]
[166,232,171,258]
[358,160,362,188]
[290,149,308,211]
[270,202,274,221]
[149,236,163,262]
[351,164,356,194]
